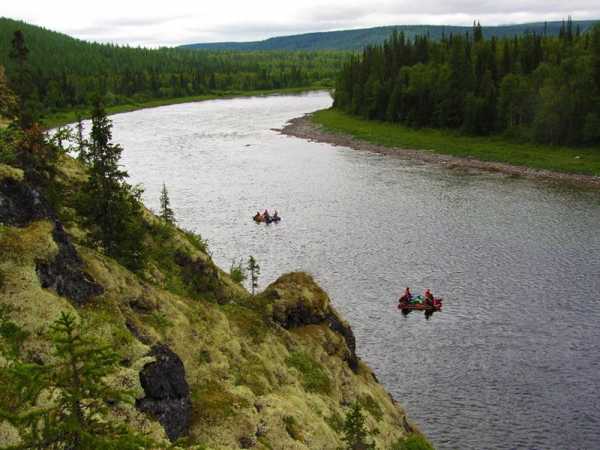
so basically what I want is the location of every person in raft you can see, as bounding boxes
[254,211,262,221]
[272,210,280,221]
[399,287,412,304]
[424,289,434,306]
[263,209,271,221]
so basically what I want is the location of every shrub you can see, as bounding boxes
[391,434,435,450]
[230,258,247,284]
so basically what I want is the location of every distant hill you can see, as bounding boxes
[181,20,600,51]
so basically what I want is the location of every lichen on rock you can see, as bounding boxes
[265,272,359,372]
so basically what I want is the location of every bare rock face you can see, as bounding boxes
[0,178,54,226]
[265,272,359,372]
[36,222,104,305]
[136,344,192,442]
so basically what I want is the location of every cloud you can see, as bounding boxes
[3,0,600,47]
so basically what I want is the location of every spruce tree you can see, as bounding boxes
[159,182,175,224]
[246,256,260,295]
[0,312,150,449]
[75,114,88,163]
[79,98,147,271]
[9,30,37,128]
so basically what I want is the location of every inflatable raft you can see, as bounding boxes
[398,296,443,311]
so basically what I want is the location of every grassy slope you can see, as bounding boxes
[312,109,600,177]
[44,87,326,129]
[0,158,429,449]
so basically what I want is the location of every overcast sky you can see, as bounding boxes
[2,0,600,47]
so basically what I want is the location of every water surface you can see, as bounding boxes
[107,92,600,450]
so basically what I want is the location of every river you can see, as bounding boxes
[104,91,600,450]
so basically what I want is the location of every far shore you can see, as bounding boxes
[278,111,600,189]
[44,87,329,129]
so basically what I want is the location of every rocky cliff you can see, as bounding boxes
[0,158,426,449]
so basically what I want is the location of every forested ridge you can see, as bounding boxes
[334,20,600,146]
[182,20,599,51]
[0,18,345,118]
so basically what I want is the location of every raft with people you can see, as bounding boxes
[397,288,443,311]
[253,209,281,224]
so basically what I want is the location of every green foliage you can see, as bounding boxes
[159,182,176,224]
[286,351,332,394]
[0,18,344,117]
[246,255,260,295]
[0,311,150,449]
[0,65,16,119]
[340,402,376,450]
[77,100,147,271]
[229,258,247,284]
[8,29,38,129]
[0,126,19,165]
[334,22,600,146]
[390,434,435,450]
[0,304,29,359]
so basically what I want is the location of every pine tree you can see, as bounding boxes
[246,256,260,295]
[0,312,150,449]
[79,98,147,271]
[159,182,175,224]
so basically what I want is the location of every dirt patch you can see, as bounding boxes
[277,114,600,189]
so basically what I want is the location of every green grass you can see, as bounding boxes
[312,109,600,177]
[44,87,328,129]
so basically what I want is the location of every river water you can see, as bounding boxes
[106,92,600,450]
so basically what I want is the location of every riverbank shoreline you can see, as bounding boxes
[278,112,600,189]
[44,87,329,129]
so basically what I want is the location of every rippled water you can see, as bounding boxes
[105,92,600,450]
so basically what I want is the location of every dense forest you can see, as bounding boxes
[183,20,599,51]
[0,18,345,118]
[333,20,600,146]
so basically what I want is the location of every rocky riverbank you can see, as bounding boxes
[279,114,600,189]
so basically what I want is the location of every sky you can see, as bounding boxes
[2,0,600,47]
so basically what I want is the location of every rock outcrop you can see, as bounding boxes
[1,176,103,304]
[136,344,192,442]
[265,272,359,372]
[0,177,54,227]
[36,222,104,305]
